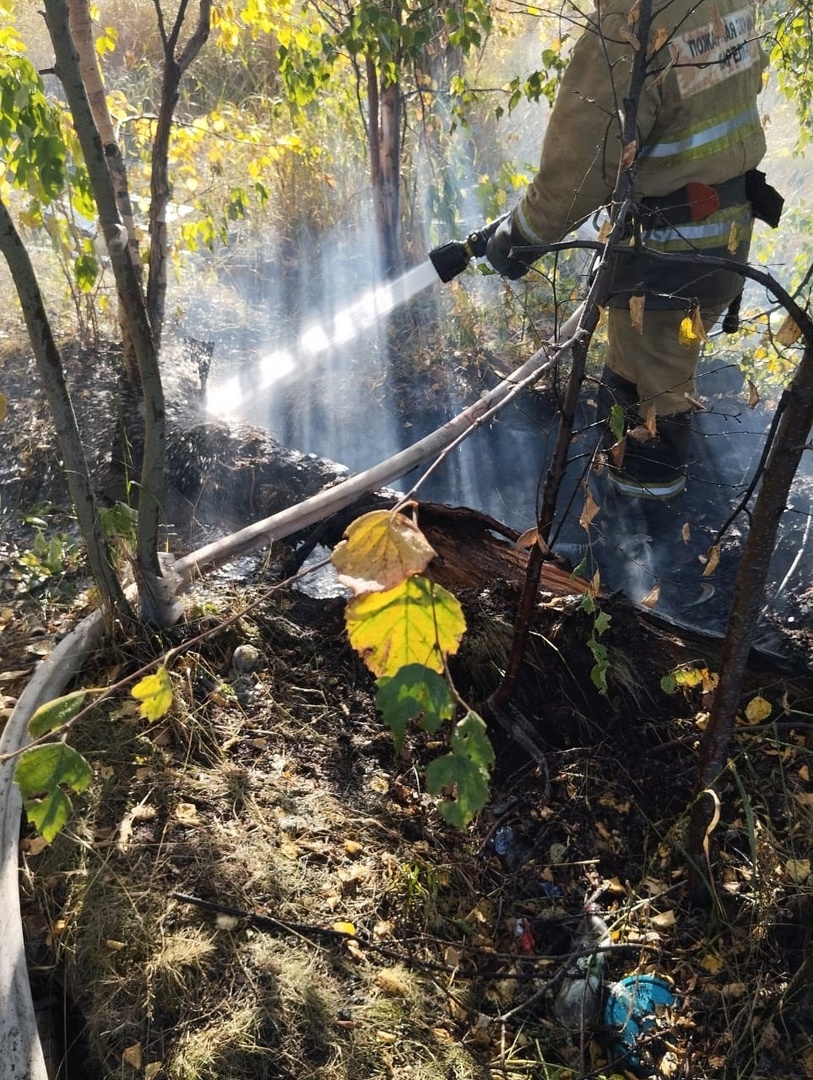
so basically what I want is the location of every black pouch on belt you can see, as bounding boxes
[745,170,784,228]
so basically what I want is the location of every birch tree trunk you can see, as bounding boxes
[43,0,169,617]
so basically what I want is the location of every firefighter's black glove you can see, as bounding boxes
[486,214,533,279]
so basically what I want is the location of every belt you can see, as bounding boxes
[636,174,748,229]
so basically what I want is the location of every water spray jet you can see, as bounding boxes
[213,218,506,414]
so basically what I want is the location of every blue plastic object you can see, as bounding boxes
[604,974,676,1067]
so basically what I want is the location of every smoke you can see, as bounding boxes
[165,62,813,643]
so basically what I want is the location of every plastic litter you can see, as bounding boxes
[552,911,611,1030]
[490,824,530,870]
[603,974,676,1067]
[535,880,563,901]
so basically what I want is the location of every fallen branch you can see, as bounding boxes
[174,303,585,581]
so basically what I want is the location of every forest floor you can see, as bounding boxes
[2,334,813,1080]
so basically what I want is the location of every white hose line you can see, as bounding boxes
[0,609,106,1080]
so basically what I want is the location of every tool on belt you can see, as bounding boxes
[637,170,783,230]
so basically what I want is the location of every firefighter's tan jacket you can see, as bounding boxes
[514,0,767,247]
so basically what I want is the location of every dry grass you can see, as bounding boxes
[16,572,812,1080]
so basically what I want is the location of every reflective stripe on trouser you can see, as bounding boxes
[605,305,727,418]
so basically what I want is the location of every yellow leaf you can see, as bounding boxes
[332,510,436,595]
[131,666,173,722]
[376,968,411,996]
[580,487,600,531]
[650,908,676,929]
[515,526,548,553]
[641,583,660,608]
[175,802,202,826]
[622,139,638,167]
[701,669,719,694]
[145,1064,163,1080]
[774,313,802,346]
[785,859,811,884]
[597,219,611,244]
[744,695,772,723]
[20,835,49,856]
[0,392,7,424]
[629,294,645,333]
[122,1042,143,1069]
[619,25,641,52]
[699,951,725,974]
[332,921,356,935]
[702,544,720,578]
[747,380,760,409]
[727,221,740,254]
[345,576,465,677]
[628,423,652,444]
[609,436,626,468]
[691,306,708,343]
[678,315,697,347]
[649,25,670,53]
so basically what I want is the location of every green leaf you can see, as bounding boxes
[587,636,609,694]
[24,788,74,842]
[425,711,494,827]
[74,252,99,293]
[15,743,93,842]
[609,403,626,443]
[29,690,87,738]
[346,576,466,678]
[375,665,455,751]
[131,666,173,722]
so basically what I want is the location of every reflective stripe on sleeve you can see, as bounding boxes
[514,202,547,247]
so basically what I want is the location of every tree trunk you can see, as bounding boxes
[146,54,181,349]
[688,338,813,901]
[44,0,168,617]
[366,55,402,278]
[146,1,211,348]
[487,0,652,711]
[0,198,130,624]
[67,0,143,384]
[379,79,402,276]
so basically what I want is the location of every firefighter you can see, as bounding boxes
[486,0,779,499]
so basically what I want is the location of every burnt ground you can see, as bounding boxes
[2,337,813,1080]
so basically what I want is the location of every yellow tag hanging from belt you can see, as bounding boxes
[678,306,708,347]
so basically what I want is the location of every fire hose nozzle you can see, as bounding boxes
[428,215,507,283]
